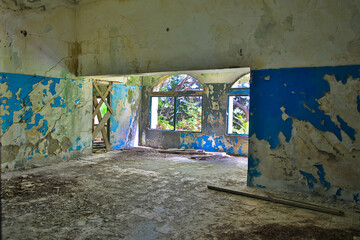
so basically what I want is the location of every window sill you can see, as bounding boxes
[225,134,249,138]
[147,129,203,134]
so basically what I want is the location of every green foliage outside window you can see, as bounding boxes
[156,97,174,130]
[100,102,107,118]
[231,96,249,135]
[233,109,248,134]
[176,97,202,132]
[151,74,203,132]
[154,96,202,132]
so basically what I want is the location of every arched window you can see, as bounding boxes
[153,74,204,92]
[231,72,250,89]
[150,74,204,132]
[227,73,250,135]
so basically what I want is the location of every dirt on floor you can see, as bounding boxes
[2,148,360,239]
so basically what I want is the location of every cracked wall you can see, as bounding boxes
[249,65,360,202]
[1,0,360,203]
[77,0,360,75]
[110,82,141,150]
[0,0,78,78]
[139,72,248,155]
[0,72,92,169]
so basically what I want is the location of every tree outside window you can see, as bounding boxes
[150,75,203,132]
[228,73,250,136]
[228,96,249,135]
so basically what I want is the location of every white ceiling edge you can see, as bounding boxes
[84,67,251,83]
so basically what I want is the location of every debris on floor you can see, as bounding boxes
[207,185,344,216]
[1,148,359,239]
[159,148,207,155]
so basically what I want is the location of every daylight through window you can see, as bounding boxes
[227,73,250,135]
[150,75,203,132]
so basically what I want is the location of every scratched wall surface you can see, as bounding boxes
[77,0,360,75]
[140,73,249,155]
[0,72,92,169]
[249,65,360,201]
[110,83,141,150]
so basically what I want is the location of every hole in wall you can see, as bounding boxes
[20,30,27,37]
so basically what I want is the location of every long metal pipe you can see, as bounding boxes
[207,185,344,216]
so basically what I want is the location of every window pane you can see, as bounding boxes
[228,96,249,135]
[176,96,202,132]
[150,97,174,130]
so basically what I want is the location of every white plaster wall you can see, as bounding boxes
[77,0,360,76]
[0,0,77,78]
[2,0,359,77]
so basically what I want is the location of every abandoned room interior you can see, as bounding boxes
[1,0,360,239]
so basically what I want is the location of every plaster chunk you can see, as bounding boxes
[212,102,219,110]
[2,123,27,145]
[250,116,360,200]
[280,106,289,121]
[318,74,360,133]
[209,85,214,95]
[0,83,12,99]
[25,127,42,145]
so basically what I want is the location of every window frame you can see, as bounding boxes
[149,75,205,133]
[227,72,251,137]
[149,96,176,131]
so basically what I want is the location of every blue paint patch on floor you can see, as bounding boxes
[250,65,360,149]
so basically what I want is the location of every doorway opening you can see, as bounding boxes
[92,82,113,153]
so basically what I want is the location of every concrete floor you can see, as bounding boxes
[2,148,359,239]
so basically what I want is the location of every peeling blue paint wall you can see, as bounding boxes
[110,83,141,150]
[249,65,360,202]
[0,72,92,169]
[179,132,247,155]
